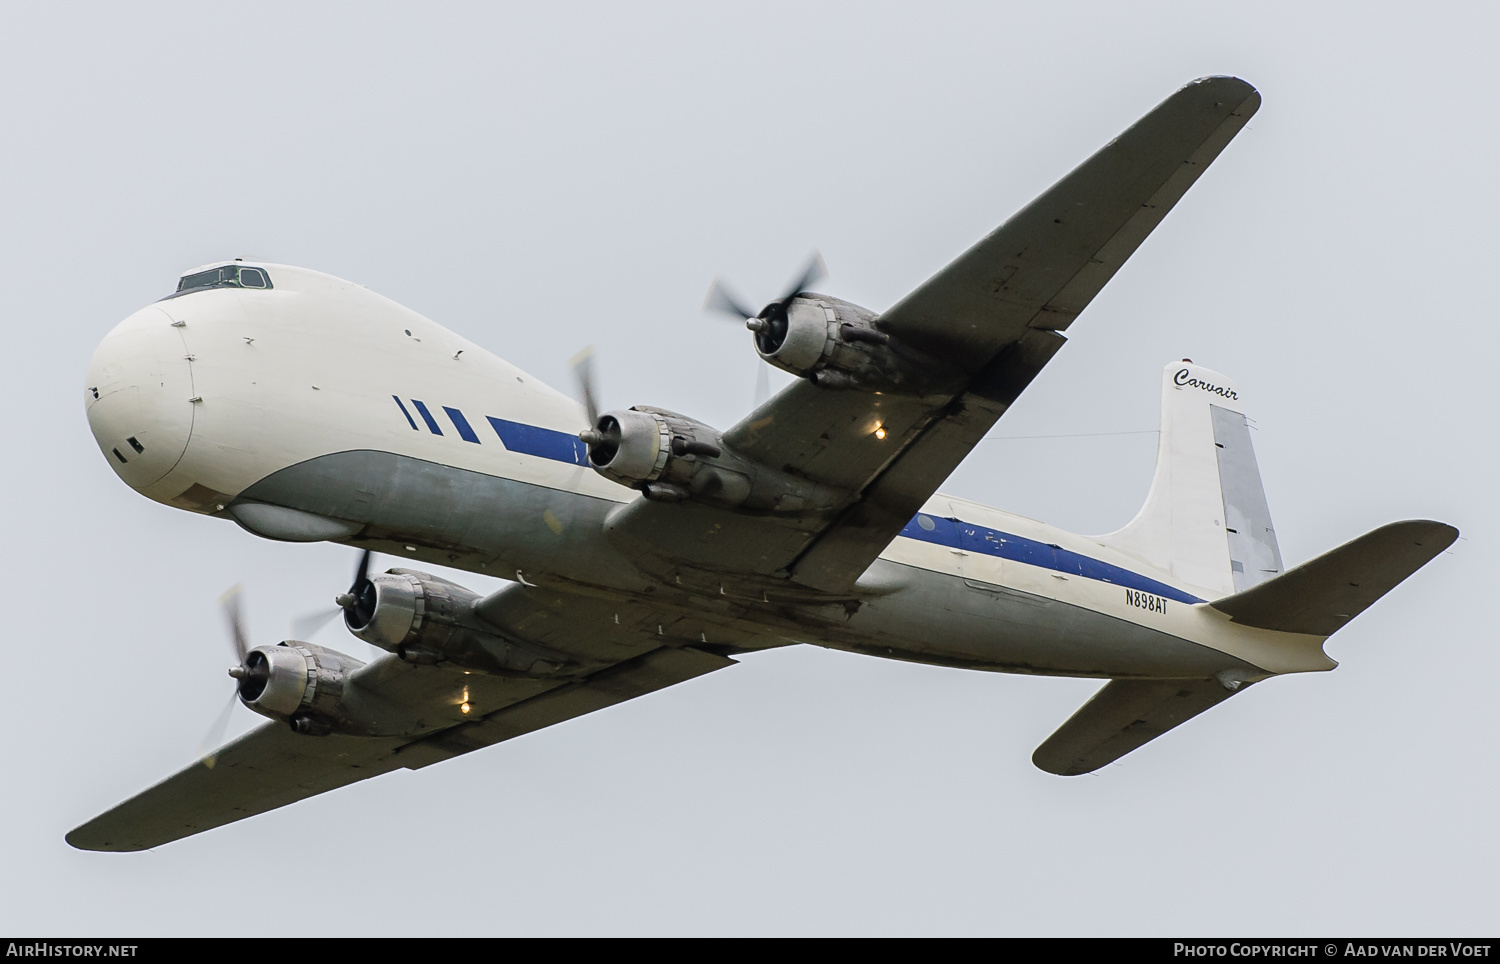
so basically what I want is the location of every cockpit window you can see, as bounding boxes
[170,264,274,297]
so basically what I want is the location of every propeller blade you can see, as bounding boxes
[290,605,342,641]
[704,278,756,321]
[346,549,377,627]
[352,548,371,591]
[570,346,600,427]
[754,362,770,409]
[776,251,827,305]
[199,689,239,769]
[218,584,249,663]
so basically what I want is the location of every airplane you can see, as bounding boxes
[69,76,1457,852]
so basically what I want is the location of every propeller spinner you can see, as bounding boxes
[704,252,827,356]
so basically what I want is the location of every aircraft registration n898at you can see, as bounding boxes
[70,76,1457,851]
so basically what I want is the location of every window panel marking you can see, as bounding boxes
[444,406,481,444]
[409,400,443,435]
[392,396,419,431]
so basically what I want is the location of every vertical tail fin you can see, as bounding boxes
[1097,360,1282,597]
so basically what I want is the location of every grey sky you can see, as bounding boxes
[2,1,1492,936]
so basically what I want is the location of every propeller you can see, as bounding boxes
[336,548,376,627]
[571,345,621,460]
[570,346,600,430]
[199,584,261,768]
[287,548,376,639]
[199,551,375,767]
[704,252,827,357]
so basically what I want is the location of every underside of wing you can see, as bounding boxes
[67,724,413,852]
[878,77,1261,362]
[68,582,743,852]
[787,327,1065,591]
[608,78,1260,595]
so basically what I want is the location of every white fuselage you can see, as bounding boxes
[85,264,1335,681]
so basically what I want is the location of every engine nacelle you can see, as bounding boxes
[584,407,729,499]
[582,406,842,513]
[755,295,955,394]
[584,408,676,490]
[344,568,574,677]
[236,641,384,736]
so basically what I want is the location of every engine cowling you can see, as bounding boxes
[584,408,674,490]
[235,641,379,735]
[755,295,955,394]
[580,405,841,513]
[583,407,733,502]
[344,568,574,677]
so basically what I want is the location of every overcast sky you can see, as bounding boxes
[2,1,1494,936]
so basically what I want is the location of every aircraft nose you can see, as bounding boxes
[85,306,196,493]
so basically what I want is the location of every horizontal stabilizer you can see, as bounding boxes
[1033,677,1250,776]
[1209,520,1457,636]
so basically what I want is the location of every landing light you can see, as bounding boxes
[874,425,887,440]
[461,702,471,714]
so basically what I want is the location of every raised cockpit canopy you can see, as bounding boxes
[170,263,273,297]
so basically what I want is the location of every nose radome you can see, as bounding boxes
[85,306,195,493]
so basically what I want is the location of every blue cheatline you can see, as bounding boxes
[398,403,1194,602]
[486,417,589,465]
[897,513,1203,604]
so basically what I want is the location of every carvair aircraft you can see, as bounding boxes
[71,76,1456,852]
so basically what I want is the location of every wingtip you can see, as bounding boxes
[1409,519,1460,551]
[66,816,153,853]
[1031,748,1091,777]
[64,827,110,852]
[1186,75,1261,110]
[65,830,150,853]
[1190,74,1257,91]
[1376,518,1460,549]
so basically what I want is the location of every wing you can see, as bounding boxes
[67,584,745,852]
[610,77,1260,594]
[877,76,1261,361]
